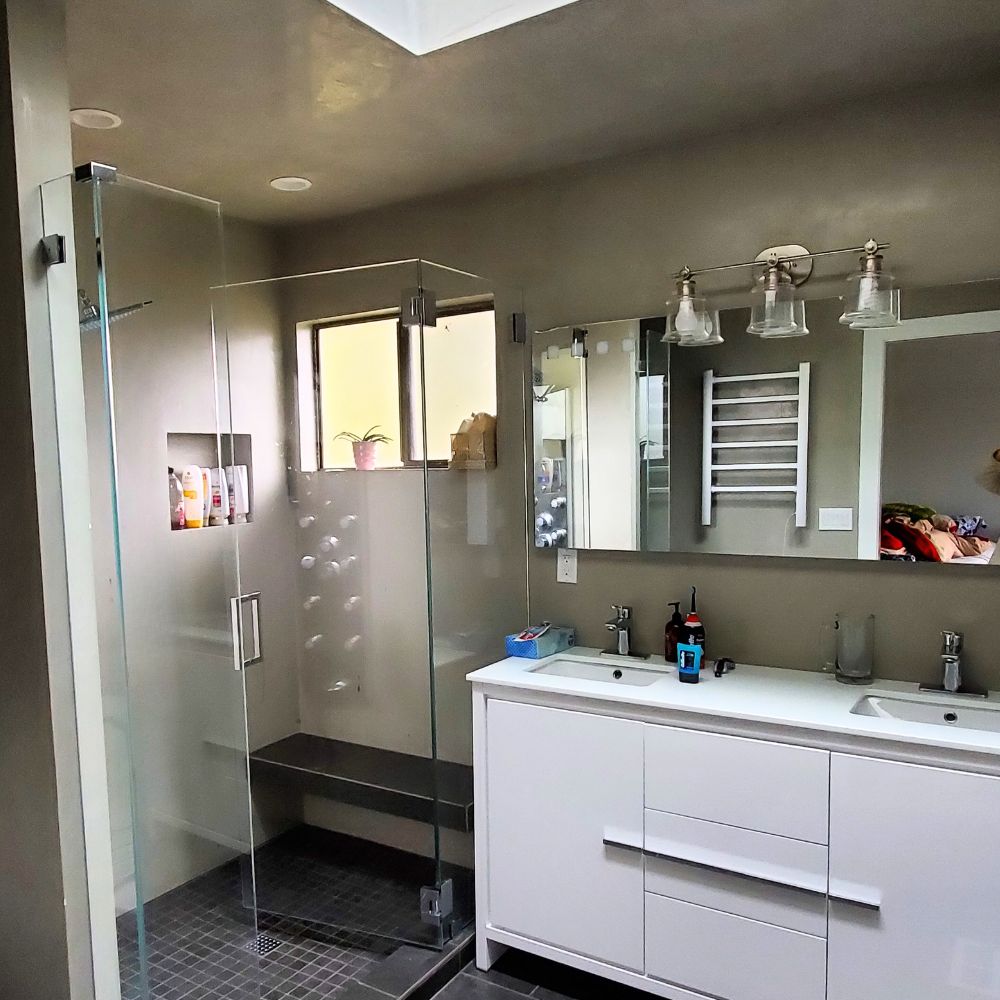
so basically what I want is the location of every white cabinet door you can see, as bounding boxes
[829,754,1000,1000]
[485,700,644,972]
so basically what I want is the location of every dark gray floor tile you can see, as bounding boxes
[334,983,393,1000]
[359,944,443,996]
[432,972,527,1000]
[462,960,535,995]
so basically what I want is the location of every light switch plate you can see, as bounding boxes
[819,507,854,531]
[557,548,578,584]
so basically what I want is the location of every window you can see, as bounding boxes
[312,305,497,469]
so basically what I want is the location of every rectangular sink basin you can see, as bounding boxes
[531,657,668,687]
[852,695,1000,734]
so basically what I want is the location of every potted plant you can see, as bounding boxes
[336,425,392,470]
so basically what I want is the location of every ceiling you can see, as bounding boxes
[67,0,1000,224]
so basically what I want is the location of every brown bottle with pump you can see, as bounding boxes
[664,601,684,664]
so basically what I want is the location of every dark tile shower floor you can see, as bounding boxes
[118,826,472,1000]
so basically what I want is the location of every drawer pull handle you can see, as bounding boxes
[603,836,643,854]
[829,892,881,912]
[643,846,881,912]
[644,847,827,898]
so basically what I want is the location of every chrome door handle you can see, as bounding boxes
[231,592,263,669]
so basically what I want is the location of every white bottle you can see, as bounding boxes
[227,464,250,523]
[181,465,204,528]
[209,467,230,526]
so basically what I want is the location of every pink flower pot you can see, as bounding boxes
[352,440,378,470]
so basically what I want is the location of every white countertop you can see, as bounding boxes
[467,647,1000,766]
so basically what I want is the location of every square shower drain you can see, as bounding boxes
[246,934,282,956]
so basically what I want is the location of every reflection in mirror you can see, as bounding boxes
[533,320,645,550]
[864,319,1000,567]
[531,283,1000,567]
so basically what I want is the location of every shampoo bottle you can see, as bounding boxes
[201,468,211,525]
[181,465,204,528]
[168,467,185,530]
[209,467,230,526]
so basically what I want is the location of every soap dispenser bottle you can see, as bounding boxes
[664,601,683,664]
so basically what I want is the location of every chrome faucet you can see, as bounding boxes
[604,605,632,656]
[941,630,964,693]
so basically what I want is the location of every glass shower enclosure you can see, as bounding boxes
[45,165,527,1000]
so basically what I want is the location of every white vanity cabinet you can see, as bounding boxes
[475,683,1000,1000]
[828,754,1000,1000]
[484,700,645,972]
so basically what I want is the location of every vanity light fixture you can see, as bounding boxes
[571,326,588,359]
[839,239,901,328]
[666,237,897,346]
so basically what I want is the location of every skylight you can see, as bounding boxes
[327,0,581,55]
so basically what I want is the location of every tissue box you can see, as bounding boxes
[505,626,576,659]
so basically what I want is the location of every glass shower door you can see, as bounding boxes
[54,168,261,1000]
[222,262,449,948]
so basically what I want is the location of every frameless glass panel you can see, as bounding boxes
[64,169,259,1000]
[419,262,530,940]
[222,262,448,948]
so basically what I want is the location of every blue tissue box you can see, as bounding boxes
[505,626,576,659]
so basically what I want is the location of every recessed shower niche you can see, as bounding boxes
[166,431,254,527]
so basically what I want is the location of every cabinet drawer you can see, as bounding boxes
[644,810,828,937]
[645,725,829,843]
[645,893,826,1000]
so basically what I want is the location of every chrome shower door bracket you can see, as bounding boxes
[401,287,437,328]
[420,878,454,928]
[40,234,67,266]
[230,592,263,669]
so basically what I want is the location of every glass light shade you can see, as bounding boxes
[678,310,724,347]
[848,287,901,329]
[840,259,897,326]
[664,292,712,344]
[748,269,800,336]
[755,299,809,338]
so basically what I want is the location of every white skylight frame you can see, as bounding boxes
[327,0,581,55]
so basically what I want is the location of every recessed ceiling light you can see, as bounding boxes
[270,176,313,192]
[327,0,581,55]
[70,108,122,130]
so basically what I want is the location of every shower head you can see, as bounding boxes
[78,288,152,331]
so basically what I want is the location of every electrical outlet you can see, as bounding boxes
[557,548,578,584]
[819,507,854,531]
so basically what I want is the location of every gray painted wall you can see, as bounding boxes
[1,0,117,996]
[276,75,1000,692]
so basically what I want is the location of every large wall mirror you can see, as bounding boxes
[532,281,1000,567]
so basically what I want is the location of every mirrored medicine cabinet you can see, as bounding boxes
[532,279,1000,568]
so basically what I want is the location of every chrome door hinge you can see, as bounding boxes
[401,288,437,328]
[419,878,453,927]
[40,234,66,266]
